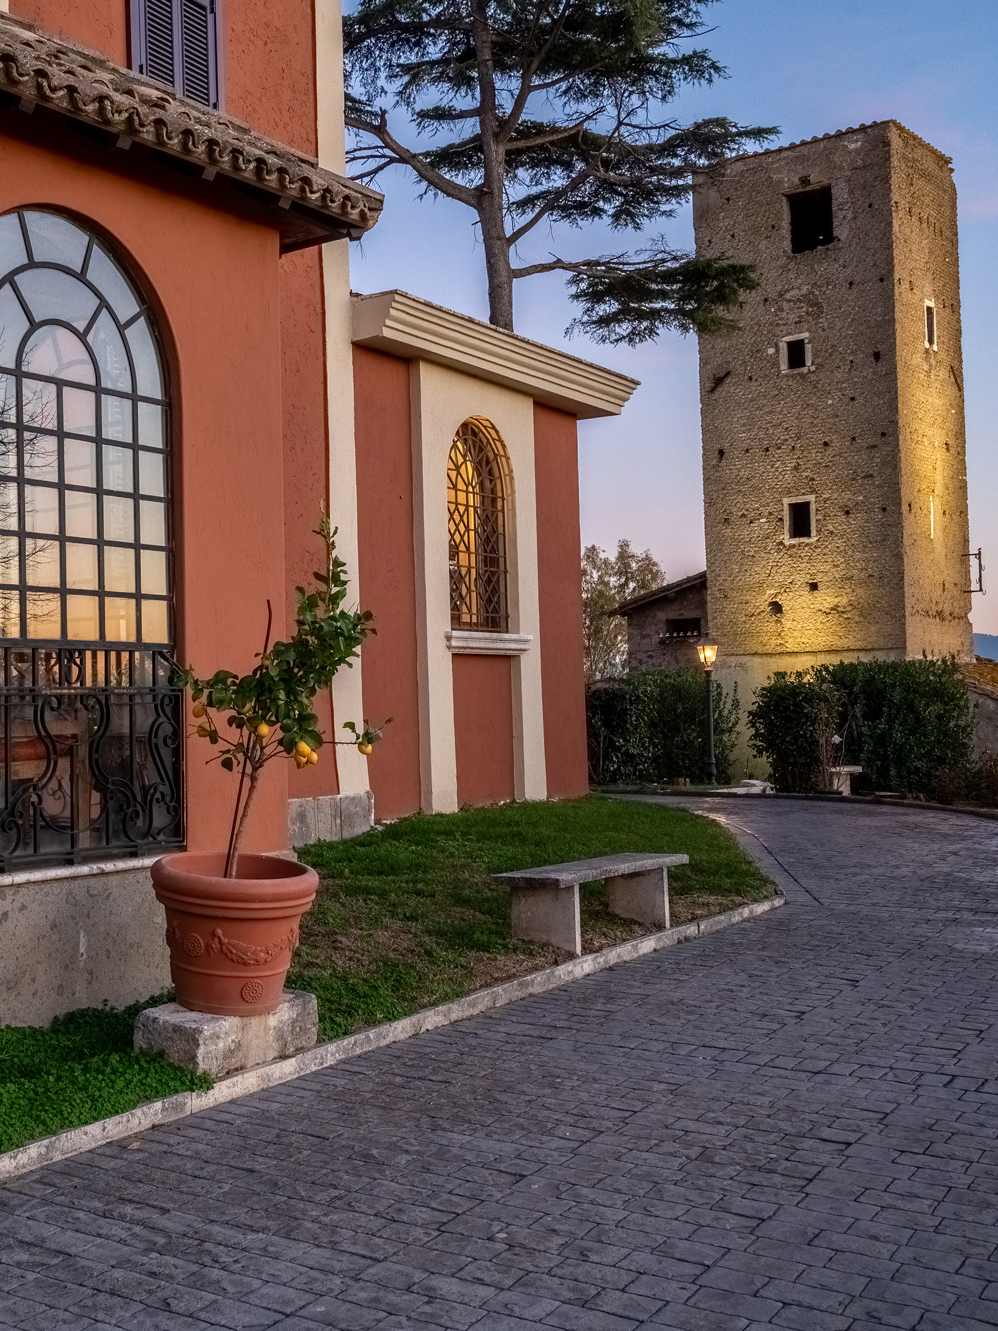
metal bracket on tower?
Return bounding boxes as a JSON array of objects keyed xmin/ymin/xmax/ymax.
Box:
[{"xmin": 965, "ymin": 548, "xmax": 985, "ymax": 595}]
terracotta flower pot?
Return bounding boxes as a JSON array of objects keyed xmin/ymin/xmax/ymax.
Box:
[{"xmin": 152, "ymin": 852, "xmax": 319, "ymax": 1017}]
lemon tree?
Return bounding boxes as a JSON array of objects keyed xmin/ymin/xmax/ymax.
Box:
[{"xmin": 173, "ymin": 515, "xmax": 378, "ymax": 874}]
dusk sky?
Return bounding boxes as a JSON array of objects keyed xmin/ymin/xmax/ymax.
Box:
[{"xmin": 347, "ymin": 0, "xmax": 998, "ymax": 635}]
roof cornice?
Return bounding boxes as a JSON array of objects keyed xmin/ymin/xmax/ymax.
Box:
[
  {"xmin": 351, "ymin": 289, "xmax": 638, "ymax": 420},
  {"xmin": 0, "ymin": 12, "xmax": 383, "ymax": 250}
]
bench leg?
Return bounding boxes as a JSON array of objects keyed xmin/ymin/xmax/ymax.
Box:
[
  {"xmin": 510, "ymin": 884, "xmax": 581, "ymax": 956},
  {"xmin": 606, "ymin": 868, "xmax": 670, "ymax": 930}
]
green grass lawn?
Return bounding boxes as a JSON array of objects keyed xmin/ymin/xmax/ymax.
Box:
[
  {"xmin": 0, "ymin": 795, "xmax": 769, "ymax": 1156},
  {"xmin": 290, "ymin": 795, "xmax": 772, "ymax": 1040},
  {"xmin": 0, "ymin": 998, "xmax": 210, "ymax": 1154}
]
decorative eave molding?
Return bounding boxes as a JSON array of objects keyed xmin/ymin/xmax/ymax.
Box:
[
  {"xmin": 351, "ymin": 290, "xmax": 638, "ymax": 420},
  {"xmin": 0, "ymin": 12, "xmax": 383, "ymax": 251},
  {"xmin": 446, "ymin": 631, "xmax": 533, "ymax": 656}
]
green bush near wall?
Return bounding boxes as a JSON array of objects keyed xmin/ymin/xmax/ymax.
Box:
[
  {"xmin": 747, "ymin": 658, "xmax": 974, "ymax": 794},
  {"xmin": 587, "ymin": 668, "xmax": 740, "ymax": 786}
]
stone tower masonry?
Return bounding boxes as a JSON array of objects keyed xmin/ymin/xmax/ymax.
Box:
[{"xmin": 694, "ymin": 121, "xmax": 973, "ymax": 713}]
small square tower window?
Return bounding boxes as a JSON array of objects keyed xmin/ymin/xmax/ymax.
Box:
[
  {"xmin": 780, "ymin": 335, "xmax": 811, "ymax": 371},
  {"xmin": 663, "ymin": 617, "xmax": 701, "ymax": 639},
  {"xmin": 788, "ymin": 186, "xmax": 834, "ymax": 252},
  {"xmin": 924, "ymin": 300, "xmax": 937, "ymax": 350},
  {"xmin": 784, "ymin": 497, "xmax": 816, "ymax": 542}
]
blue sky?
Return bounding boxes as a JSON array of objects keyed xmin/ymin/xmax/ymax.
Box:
[{"xmin": 347, "ymin": 0, "xmax": 998, "ymax": 634}]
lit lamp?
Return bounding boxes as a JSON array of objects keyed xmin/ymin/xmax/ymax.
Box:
[{"xmin": 696, "ymin": 640, "xmax": 719, "ymax": 784}]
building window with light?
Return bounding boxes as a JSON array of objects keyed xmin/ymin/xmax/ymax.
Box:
[
  {"xmin": 447, "ymin": 418, "xmax": 510, "ymax": 632},
  {"xmin": 0, "ymin": 208, "xmax": 182, "ymax": 869}
]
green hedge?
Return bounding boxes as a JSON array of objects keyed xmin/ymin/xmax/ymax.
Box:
[
  {"xmin": 747, "ymin": 658, "xmax": 973, "ymax": 794},
  {"xmin": 587, "ymin": 668, "xmax": 739, "ymax": 786}
]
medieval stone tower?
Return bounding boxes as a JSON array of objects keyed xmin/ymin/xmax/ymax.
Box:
[{"xmin": 694, "ymin": 120, "xmax": 973, "ymax": 708}]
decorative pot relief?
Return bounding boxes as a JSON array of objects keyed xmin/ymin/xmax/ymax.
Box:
[{"xmin": 166, "ymin": 921, "xmax": 299, "ymax": 966}]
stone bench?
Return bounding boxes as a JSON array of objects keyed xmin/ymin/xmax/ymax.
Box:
[{"xmin": 494, "ymin": 852, "xmax": 689, "ymax": 957}]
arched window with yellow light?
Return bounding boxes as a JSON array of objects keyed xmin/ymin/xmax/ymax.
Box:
[{"xmin": 447, "ymin": 418, "xmax": 510, "ymax": 632}]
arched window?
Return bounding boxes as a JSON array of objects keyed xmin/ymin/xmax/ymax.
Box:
[
  {"xmin": 448, "ymin": 418, "xmax": 509, "ymax": 632},
  {"xmin": 0, "ymin": 210, "xmax": 181, "ymax": 868}
]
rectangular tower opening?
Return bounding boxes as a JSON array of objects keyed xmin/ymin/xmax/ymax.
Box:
[
  {"xmin": 786, "ymin": 499, "xmax": 814, "ymax": 541},
  {"xmin": 788, "ymin": 187, "xmax": 834, "ymax": 252},
  {"xmin": 663, "ymin": 617, "xmax": 702, "ymax": 638}
]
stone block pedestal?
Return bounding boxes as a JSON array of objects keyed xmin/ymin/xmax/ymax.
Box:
[{"xmin": 134, "ymin": 990, "xmax": 318, "ymax": 1078}]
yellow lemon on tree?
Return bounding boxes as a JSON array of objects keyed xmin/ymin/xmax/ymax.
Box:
[
  {"xmin": 191, "ymin": 703, "xmax": 205, "ymax": 718},
  {"xmin": 306, "ymin": 750, "xmax": 318, "ymax": 765},
  {"xmin": 358, "ymin": 741, "xmax": 373, "ymax": 756},
  {"xmin": 294, "ymin": 753, "xmax": 308, "ymax": 769},
  {"xmin": 294, "ymin": 740, "xmax": 311, "ymax": 758},
  {"xmin": 255, "ymin": 722, "xmax": 270, "ymax": 739},
  {"xmin": 196, "ymin": 724, "xmax": 210, "ymax": 738}
]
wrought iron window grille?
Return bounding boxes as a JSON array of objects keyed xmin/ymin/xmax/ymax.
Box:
[
  {"xmin": 0, "ymin": 209, "xmax": 182, "ymax": 869},
  {"xmin": 447, "ymin": 418, "xmax": 510, "ymax": 633}
]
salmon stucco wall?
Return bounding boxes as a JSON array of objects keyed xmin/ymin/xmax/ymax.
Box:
[
  {"xmin": 453, "ymin": 655, "xmax": 515, "ymax": 807},
  {"xmin": 533, "ymin": 403, "xmax": 588, "ymax": 796},
  {"xmin": 353, "ymin": 346, "xmax": 422, "ymax": 819},
  {"xmin": 0, "ymin": 115, "xmax": 291, "ymax": 854}
]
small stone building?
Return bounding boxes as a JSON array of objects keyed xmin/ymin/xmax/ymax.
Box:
[{"xmin": 614, "ymin": 572, "xmax": 708, "ymax": 672}]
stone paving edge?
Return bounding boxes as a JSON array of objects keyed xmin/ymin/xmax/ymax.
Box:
[{"xmin": 0, "ymin": 889, "xmax": 784, "ymax": 1182}]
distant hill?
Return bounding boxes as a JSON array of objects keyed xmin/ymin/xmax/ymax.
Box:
[{"xmin": 974, "ymin": 633, "xmax": 998, "ymax": 661}]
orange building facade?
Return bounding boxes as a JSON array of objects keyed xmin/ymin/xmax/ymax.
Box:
[{"xmin": 0, "ymin": 0, "xmax": 635, "ymax": 1023}]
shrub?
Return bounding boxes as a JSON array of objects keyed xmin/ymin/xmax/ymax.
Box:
[
  {"xmin": 587, "ymin": 668, "xmax": 739, "ymax": 786},
  {"xmin": 748, "ymin": 658, "xmax": 974, "ymax": 795}
]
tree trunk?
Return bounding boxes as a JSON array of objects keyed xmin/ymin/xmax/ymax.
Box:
[{"xmin": 480, "ymin": 200, "xmax": 514, "ymax": 330}]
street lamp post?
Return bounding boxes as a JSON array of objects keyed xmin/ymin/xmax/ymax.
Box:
[{"xmin": 696, "ymin": 641, "xmax": 719, "ymax": 785}]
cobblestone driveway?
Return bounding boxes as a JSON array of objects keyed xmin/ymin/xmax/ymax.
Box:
[{"xmin": 3, "ymin": 798, "xmax": 998, "ymax": 1331}]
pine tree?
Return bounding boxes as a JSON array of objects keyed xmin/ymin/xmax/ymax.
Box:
[{"xmin": 344, "ymin": 0, "xmax": 774, "ymax": 341}]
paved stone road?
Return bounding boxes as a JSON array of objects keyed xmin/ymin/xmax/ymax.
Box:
[{"xmin": 3, "ymin": 798, "xmax": 998, "ymax": 1331}]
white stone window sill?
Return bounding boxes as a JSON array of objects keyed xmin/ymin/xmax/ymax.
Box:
[
  {"xmin": 446, "ymin": 630, "xmax": 533, "ymax": 656},
  {"xmin": 0, "ymin": 855, "xmax": 160, "ymax": 889}
]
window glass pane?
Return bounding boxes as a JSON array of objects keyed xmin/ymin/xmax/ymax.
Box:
[
  {"xmin": 25, "ymin": 538, "xmax": 59, "ymax": 587},
  {"xmin": 101, "ymin": 393, "xmax": 132, "ymax": 442},
  {"xmin": 25, "ymin": 590, "xmax": 60, "ymax": 637},
  {"xmin": 15, "ymin": 268, "xmax": 98, "ymax": 330},
  {"xmin": 64, "ymin": 440, "xmax": 96, "ymax": 489},
  {"xmin": 0, "ymin": 373, "xmax": 14, "ymax": 420},
  {"xmin": 0, "ymin": 427, "xmax": 15, "ymax": 475},
  {"xmin": 23, "ymin": 212, "xmax": 89, "ymax": 271},
  {"xmin": 141, "ymin": 598, "xmax": 168, "ymax": 643},
  {"xmin": 140, "ymin": 547, "xmax": 167, "ymax": 596},
  {"xmin": 66, "ymin": 542, "xmax": 98, "ymax": 591},
  {"xmin": 138, "ymin": 451, "xmax": 164, "ymax": 497},
  {"xmin": 0, "ymin": 285, "xmax": 29, "ymax": 370},
  {"xmin": 24, "ymin": 485, "xmax": 59, "ymax": 534},
  {"xmin": 140, "ymin": 500, "xmax": 166, "ymax": 546},
  {"xmin": 21, "ymin": 324, "xmax": 95, "ymax": 385},
  {"xmin": 23, "ymin": 434, "xmax": 59, "ymax": 484},
  {"xmin": 0, "ymin": 533, "xmax": 17, "ymax": 583},
  {"xmin": 0, "ymin": 588, "xmax": 20, "ymax": 637},
  {"xmin": 103, "ymin": 495, "xmax": 134, "ymax": 543},
  {"xmin": 65, "ymin": 490, "xmax": 97, "ymax": 539},
  {"xmin": 126, "ymin": 317, "xmax": 162, "ymax": 398},
  {"xmin": 102, "ymin": 445, "xmax": 134, "ymax": 493},
  {"xmin": 86, "ymin": 246, "xmax": 140, "ymax": 323},
  {"xmin": 66, "ymin": 593, "xmax": 99, "ymax": 640},
  {"xmin": 63, "ymin": 386, "xmax": 96, "ymax": 436},
  {"xmin": 137, "ymin": 401, "xmax": 164, "ymax": 449},
  {"xmin": 104, "ymin": 596, "xmax": 136, "ymax": 642},
  {"xmin": 104, "ymin": 545, "xmax": 136, "ymax": 593},
  {"xmin": 21, "ymin": 378, "xmax": 57, "ymax": 432},
  {"xmin": 0, "ymin": 213, "xmax": 28, "ymax": 277},
  {"xmin": 87, "ymin": 309, "xmax": 132, "ymax": 392},
  {"xmin": 0, "ymin": 480, "xmax": 17, "ymax": 530}
]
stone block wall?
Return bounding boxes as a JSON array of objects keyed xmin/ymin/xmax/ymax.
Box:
[{"xmin": 694, "ymin": 121, "xmax": 972, "ymax": 677}]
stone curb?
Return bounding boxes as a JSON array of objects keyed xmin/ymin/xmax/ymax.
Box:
[{"xmin": 0, "ymin": 891, "xmax": 785, "ymax": 1182}]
